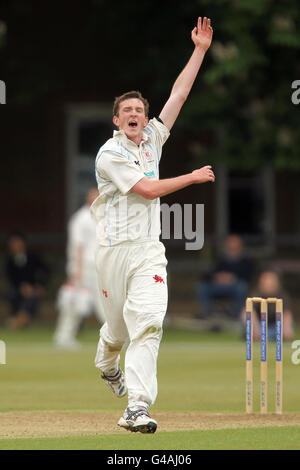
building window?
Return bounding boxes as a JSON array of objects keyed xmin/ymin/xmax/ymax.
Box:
[
  {"xmin": 65, "ymin": 104, "xmax": 113, "ymax": 217},
  {"xmin": 215, "ymin": 165, "xmax": 275, "ymax": 250}
]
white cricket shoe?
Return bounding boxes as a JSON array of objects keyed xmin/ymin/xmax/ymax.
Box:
[
  {"xmin": 118, "ymin": 407, "xmax": 157, "ymax": 433},
  {"xmin": 101, "ymin": 368, "xmax": 127, "ymax": 398}
]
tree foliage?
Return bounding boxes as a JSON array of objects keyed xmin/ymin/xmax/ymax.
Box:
[
  {"xmin": 181, "ymin": 0, "xmax": 300, "ymax": 169},
  {"xmin": 1, "ymin": 0, "xmax": 299, "ymax": 169}
]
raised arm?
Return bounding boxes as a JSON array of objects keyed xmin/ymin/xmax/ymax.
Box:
[{"xmin": 159, "ymin": 17, "xmax": 213, "ymax": 131}]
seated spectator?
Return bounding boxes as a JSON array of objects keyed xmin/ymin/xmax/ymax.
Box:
[
  {"xmin": 241, "ymin": 270, "xmax": 294, "ymax": 341},
  {"xmin": 196, "ymin": 234, "xmax": 254, "ymax": 319},
  {"xmin": 4, "ymin": 231, "xmax": 50, "ymax": 329}
]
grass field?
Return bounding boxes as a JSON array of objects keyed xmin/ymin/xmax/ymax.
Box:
[{"xmin": 0, "ymin": 324, "xmax": 299, "ymax": 450}]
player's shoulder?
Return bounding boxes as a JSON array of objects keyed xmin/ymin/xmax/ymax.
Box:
[
  {"xmin": 144, "ymin": 117, "xmax": 169, "ymax": 137},
  {"xmin": 96, "ymin": 137, "xmax": 127, "ymax": 167},
  {"xmin": 100, "ymin": 136, "xmax": 116, "ymax": 150},
  {"xmin": 143, "ymin": 118, "xmax": 158, "ymax": 137},
  {"xmin": 96, "ymin": 138, "xmax": 115, "ymax": 158}
]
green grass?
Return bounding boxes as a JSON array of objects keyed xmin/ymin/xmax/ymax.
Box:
[
  {"xmin": 0, "ymin": 325, "xmax": 299, "ymax": 449},
  {"xmin": 0, "ymin": 427, "xmax": 299, "ymax": 450}
]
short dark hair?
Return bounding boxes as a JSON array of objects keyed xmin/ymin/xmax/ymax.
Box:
[
  {"xmin": 113, "ymin": 91, "xmax": 149, "ymax": 117},
  {"xmin": 7, "ymin": 230, "xmax": 27, "ymax": 243}
]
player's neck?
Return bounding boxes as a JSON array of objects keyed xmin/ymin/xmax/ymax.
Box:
[{"xmin": 125, "ymin": 133, "xmax": 143, "ymax": 147}]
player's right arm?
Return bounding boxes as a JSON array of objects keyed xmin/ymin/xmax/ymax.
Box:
[{"xmin": 130, "ymin": 165, "xmax": 215, "ymax": 200}]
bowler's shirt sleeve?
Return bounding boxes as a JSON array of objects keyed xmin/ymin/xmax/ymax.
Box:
[
  {"xmin": 97, "ymin": 150, "xmax": 145, "ymax": 195},
  {"xmin": 149, "ymin": 118, "xmax": 170, "ymax": 145},
  {"xmin": 146, "ymin": 118, "xmax": 170, "ymax": 161}
]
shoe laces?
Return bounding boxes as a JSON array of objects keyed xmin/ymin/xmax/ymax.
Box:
[{"xmin": 126, "ymin": 407, "xmax": 149, "ymax": 420}]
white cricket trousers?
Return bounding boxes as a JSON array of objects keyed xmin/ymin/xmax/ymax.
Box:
[
  {"xmin": 53, "ymin": 263, "xmax": 105, "ymax": 346},
  {"xmin": 94, "ymin": 240, "xmax": 168, "ymax": 408}
]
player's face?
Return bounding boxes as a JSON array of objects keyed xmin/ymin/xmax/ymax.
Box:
[
  {"xmin": 8, "ymin": 236, "xmax": 26, "ymax": 254},
  {"xmin": 259, "ymin": 272, "xmax": 280, "ymax": 294},
  {"xmin": 113, "ymin": 98, "xmax": 148, "ymax": 144}
]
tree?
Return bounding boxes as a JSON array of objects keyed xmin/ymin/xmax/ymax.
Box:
[{"xmin": 1, "ymin": 0, "xmax": 299, "ymax": 169}]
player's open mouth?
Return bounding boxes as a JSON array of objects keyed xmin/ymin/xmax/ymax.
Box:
[{"xmin": 128, "ymin": 121, "xmax": 137, "ymax": 128}]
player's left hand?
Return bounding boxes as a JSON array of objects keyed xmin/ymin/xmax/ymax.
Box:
[{"xmin": 191, "ymin": 17, "xmax": 213, "ymax": 52}]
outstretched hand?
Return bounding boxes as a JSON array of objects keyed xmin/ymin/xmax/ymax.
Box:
[{"xmin": 191, "ymin": 17, "xmax": 213, "ymax": 52}]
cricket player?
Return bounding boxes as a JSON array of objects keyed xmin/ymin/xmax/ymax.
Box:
[
  {"xmin": 54, "ymin": 187, "xmax": 105, "ymax": 349},
  {"xmin": 91, "ymin": 17, "xmax": 214, "ymax": 433}
]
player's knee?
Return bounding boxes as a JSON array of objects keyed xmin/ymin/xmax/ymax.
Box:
[
  {"xmin": 144, "ymin": 323, "xmax": 163, "ymax": 338},
  {"xmin": 136, "ymin": 311, "xmax": 165, "ymax": 342}
]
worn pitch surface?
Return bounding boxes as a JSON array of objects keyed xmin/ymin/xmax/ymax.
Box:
[{"xmin": 0, "ymin": 411, "xmax": 300, "ymax": 439}]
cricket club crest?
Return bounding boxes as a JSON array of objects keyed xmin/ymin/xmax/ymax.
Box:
[
  {"xmin": 143, "ymin": 150, "xmax": 153, "ymax": 161},
  {"xmin": 143, "ymin": 149, "xmax": 155, "ymax": 172}
]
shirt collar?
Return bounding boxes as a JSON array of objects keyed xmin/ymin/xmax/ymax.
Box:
[{"xmin": 113, "ymin": 127, "xmax": 150, "ymax": 144}]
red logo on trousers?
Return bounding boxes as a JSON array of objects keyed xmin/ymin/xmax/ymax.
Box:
[
  {"xmin": 153, "ymin": 275, "xmax": 164, "ymax": 284},
  {"xmin": 102, "ymin": 289, "xmax": 108, "ymax": 297}
]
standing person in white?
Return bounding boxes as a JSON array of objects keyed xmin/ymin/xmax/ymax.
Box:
[
  {"xmin": 54, "ymin": 187, "xmax": 105, "ymax": 349},
  {"xmin": 92, "ymin": 17, "xmax": 214, "ymax": 433}
]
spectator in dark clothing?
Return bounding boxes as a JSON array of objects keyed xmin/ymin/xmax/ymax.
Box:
[
  {"xmin": 4, "ymin": 232, "xmax": 50, "ymax": 329},
  {"xmin": 196, "ymin": 234, "xmax": 254, "ymax": 319}
]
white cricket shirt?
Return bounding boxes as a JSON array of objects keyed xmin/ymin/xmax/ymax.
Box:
[
  {"xmin": 67, "ymin": 205, "xmax": 97, "ymax": 278},
  {"xmin": 91, "ymin": 118, "xmax": 170, "ymax": 246}
]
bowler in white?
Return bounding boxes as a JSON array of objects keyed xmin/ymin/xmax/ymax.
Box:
[{"xmin": 91, "ymin": 17, "xmax": 215, "ymax": 433}]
